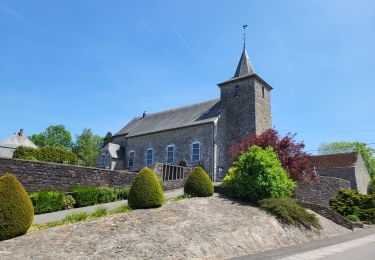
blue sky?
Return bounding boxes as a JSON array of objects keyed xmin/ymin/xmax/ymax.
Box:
[{"xmin": 0, "ymin": 0, "xmax": 374, "ymax": 153}]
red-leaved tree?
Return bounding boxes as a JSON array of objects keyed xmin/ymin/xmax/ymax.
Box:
[{"xmin": 229, "ymin": 129, "xmax": 314, "ymax": 181}]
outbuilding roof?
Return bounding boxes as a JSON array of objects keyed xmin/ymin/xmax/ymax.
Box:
[
  {"xmin": 114, "ymin": 99, "xmax": 223, "ymax": 137},
  {"xmin": 0, "ymin": 133, "xmax": 38, "ymax": 149},
  {"xmin": 101, "ymin": 142, "xmax": 124, "ymax": 159},
  {"xmin": 309, "ymin": 152, "xmax": 358, "ymax": 169}
]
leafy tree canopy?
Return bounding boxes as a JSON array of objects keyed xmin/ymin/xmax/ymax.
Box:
[
  {"xmin": 318, "ymin": 142, "xmax": 375, "ymax": 178},
  {"xmin": 29, "ymin": 125, "xmax": 73, "ymax": 150},
  {"xmin": 229, "ymin": 129, "xmax": 313, "ymax": 181},
  {"xmin": 102, "ymin": 132, "xmax": 113, "ymax": 147},
  {"xmin": 73, "ymin": 129, "xmax": 103, "ymax": 167}
]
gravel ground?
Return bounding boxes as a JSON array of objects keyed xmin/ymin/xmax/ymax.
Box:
[{"xmin": 0, "ymin": 194, "xmax": 350, "ymax": 259}]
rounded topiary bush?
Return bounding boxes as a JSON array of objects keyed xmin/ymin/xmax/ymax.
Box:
[
  {"xmin": 184, "ymin": 167, "xmax": 214, "ymax": 197},
  {"xmin": 0, "ymin": 173, "xmax": 34, "ymax": 241},
  {"xmin": 128, "ymin": 168, "xmax": 164, "ymax": 209}
]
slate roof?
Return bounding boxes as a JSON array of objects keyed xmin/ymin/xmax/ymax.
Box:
[
  {"xmin": 309, "ymin": 152, "xmax": 358, "ymax": 169},
  {"xmin": 233, "ymin": 46, "xmax": 255, "ymax": 78},
  {"xmin": 102, "ymin": 142, "xmax": 124, "ymax": 159},
  {"xmin": 0, "ymin": 134, "xmax": 38, "ymax": 149},
  {"xmin": 115, "ymin": 99, "xmax": 223, "ymax": 137}
]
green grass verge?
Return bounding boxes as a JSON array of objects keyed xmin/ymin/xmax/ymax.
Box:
[
  {"xmin": 30, "ymin": 205, "xmax": 132, "ymax": 231},
  {"xmin": 165, "ymin": 193, "xmax": 191, "ymax": 202}
]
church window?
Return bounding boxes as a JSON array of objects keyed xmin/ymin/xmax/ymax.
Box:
[
  {"xmin": 166, "ymin": 145, "xmax": 175, "ymax": 164},
  {"xmin": 146, "ymin": 148, "xmax": 153, "ymax": 166},
  {"xmin": 262, "ymin": 86, "xmax": 265, "ymax": 98},
  {"xmin": 192, "ymin": 142, "xmax": 200, "ymax": 162},
  {"xmin": 128, "ymin": 151, "xmax": 135, "ymax": 167},
  {"xmin": 234, "ymin": 85, "xmax": 240, "ymax": 98},
  {"xmin": 100, "ymin": 153, "xmax": 107, "ymax": 168}
]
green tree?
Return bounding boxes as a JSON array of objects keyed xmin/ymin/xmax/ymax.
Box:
[
  {"xmin": 222, "ymin": 146, "xmax": 296, "ymax": 202},
  {"xmin": 73, "ymin": 129, "xmax": 103, "ymax": 166},
  {"xmin": 102, "ymin": 132, "xmax": 113, "ymax": 147},
  {"xmin": 29, "ymin": 125, "xmax": 73, "ymax": 150},
  {"xmin": 318, "ymin": 142, "xmax": 375, "ymax": 178}
]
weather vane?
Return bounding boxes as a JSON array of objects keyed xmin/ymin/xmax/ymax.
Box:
[{"xmin": 242, "ymin": 24, "xmax": 248, "ymax": 48}]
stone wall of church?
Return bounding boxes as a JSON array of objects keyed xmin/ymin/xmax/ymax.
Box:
[
  {"xmin": 124, "ymin": 124, "xmax": 215, "ymax": 177},
  {"xmin": 254, "ymin": 79, "xmax": 272, "ymax": 134}
]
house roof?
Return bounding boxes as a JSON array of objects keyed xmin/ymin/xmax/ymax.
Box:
[
  {"xmin": 0, "ymin": 134, "xmax": 38, "ymax": 149},
  {"xmin": 114, "ymin": 99, "xmax": 223, "ymax": 137},
  {"xmin": 309, "ymin": 152, "xmax": 358, "ymax": 169},
  {"xmin": 102, "ymin": 142, "xmax": 124, "ymax": 159}
]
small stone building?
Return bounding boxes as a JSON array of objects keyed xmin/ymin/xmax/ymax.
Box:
[
  {"xmin": 97, "ymin": 43, "xmax": 273, "ymax": 181},
  {"xmin": 0, "ymin": 129, "xmax": 38, "ymax": 158},
  {"xmin": 96, "ymin": 143, "xmax": 124, "ymax": 170},
  {"xmin": 309, "ymin": 152, "xmax": 371, "ymax": 194}
]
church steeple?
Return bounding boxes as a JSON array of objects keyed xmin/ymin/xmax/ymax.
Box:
[{"xmin": 233, "ymin": 25, "xmax": 255, "ymax": 78}]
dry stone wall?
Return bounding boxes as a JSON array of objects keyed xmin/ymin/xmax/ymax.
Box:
[{"xmin": 0, "ymin": 157, "xmax": 137, "ymax": 192}]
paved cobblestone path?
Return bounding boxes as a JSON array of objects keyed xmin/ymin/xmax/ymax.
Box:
[{"xmin": 0, "ymin": 195, "xmax": 350, "ymax": 259}]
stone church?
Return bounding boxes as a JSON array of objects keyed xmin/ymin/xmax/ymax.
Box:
[{"xmin": 97, "ymin": 42, "xmax": 272, "ymax": 181}]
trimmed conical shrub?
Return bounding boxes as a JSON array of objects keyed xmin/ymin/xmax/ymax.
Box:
[
  {"xmin": 184, "ymin": 167, "xmax": 214, "ymax": 197},
  {"xmin": 128, "ymin": 168, "xmax": 164, "ymax": 209},
  {"xmin": 0, "ymin": 173, "xmax": 34, "ymax": 241}
]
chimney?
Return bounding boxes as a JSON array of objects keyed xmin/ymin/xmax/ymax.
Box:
[
  {"xmin": 142, "ymin": 111, "xmax": 146, "ymax": 118},
  {"xmin": 18, "ymin": 129, "xmax": 24, "ymax": 136}
]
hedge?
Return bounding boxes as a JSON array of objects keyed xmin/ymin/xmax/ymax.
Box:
[
  {"xmin": 184, "ymin": 167, "xmax": 214, "ymax": 197},
  {"xmin": 13, "ymin": 146, "xmax": 78, "ymax": 165},
  {"xmin": 128, "ymin": 168, "xmax": 164, "ymax": 209},
  {"xmin": 69, "ymin": 186, "xmax": 100, "ymax": 207},
  {"xmin": 0, "ymin": 173, "xmax": 34, "ymax": 240},
  {"xmin": 116, "ymin": 187, "xmax": 130, "ymax": 200},
  {"xmin": 98, "ymin": 187, "xmax": 118, "ymax": 203},
  {"xmin": 30, "ymin": 190, "xmax": 65, "ymax": 214}
]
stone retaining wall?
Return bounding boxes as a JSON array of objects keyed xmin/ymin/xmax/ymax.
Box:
[
  {"xmin": 298, "ymin": 202, "xmax": 363, "ymax": 230},
  {"xmin": 294, "ymin": 176, "xmax": 351, "ymax": 206},
  {"xmin": 0, "ymin": 157, "xmax": 137, "ymax": 192}
]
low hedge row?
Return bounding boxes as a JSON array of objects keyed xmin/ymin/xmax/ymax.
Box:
[
  {"xmin": 30, "ymin": 186, "xmax": 130, "ymax": 214},
  {"xmin": 13, "ymin": 146, "xmax": 78, "ymax": 165}
]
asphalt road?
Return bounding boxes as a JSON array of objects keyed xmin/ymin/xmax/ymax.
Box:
[{"xmin": 234, "ymin": 226, "xmax": 375, "ymax": 260}]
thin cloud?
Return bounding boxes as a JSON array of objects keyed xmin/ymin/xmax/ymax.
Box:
[
  {"xmin": 0, "ymin": 5, "xmax": 26, "ymax": 22},
  {"xmin": 144, "ymin": 22, "xmax": 178, "ymax": 64},
  {"xmin": 160, "ymin": 8, "xmax": 194, "ymax": 57}
]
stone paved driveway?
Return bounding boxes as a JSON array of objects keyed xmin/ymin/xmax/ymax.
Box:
[{"xmin": 0, "ymin": 195, "xmax": 350, "ymax": 259}]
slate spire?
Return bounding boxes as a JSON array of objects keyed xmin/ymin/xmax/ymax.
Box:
[{"xmin": 233, "ymin": 25, "xmax": 255, "ymax": 78}]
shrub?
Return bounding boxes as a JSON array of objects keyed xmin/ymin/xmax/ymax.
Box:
[
  {"xmin": 347, "ymin": 214, "xmax": 360, "ymax": 222},
  {"xmin": 13, "ymin": 146, "xmax": 78, "ymax": 165},
  {"xmin": 0, "ymin": 173, "xmax": 34, "ymax": 240},
  {"xmin": 69, "ymin": 186, "xmax": 100, "ymax": 207},
  {"xmin": 330, "ymin": 189, "xmax": 375, "ymax": 223},
  {"xmin": 128, "ymin": 168, "xmax": 164, "ymax": 209},
  {"xmin": 369, "ymin": 178, "xmax": 375, "ymax": 194},
  {"xmin": 97, "ymin": 187, "xmax": 117, "ymax": 203},
  {"xmin": 184, "ymin": 167, "xmax": 214, "ymax": 197},
  {"xmin": 30, "ymin": 190, "xmax": 65, "ymax": 214},
  {"xmin": 63, "ymin": 195, "xmax": 76, "ymax": 210},
  {"xmin": 222, "ymin": 146, "xmax": 296, "ymax": 202},
  {"xmin": 116, "ymin": 187, "xmax": 130, "ymax": 200},
  {"xmin": 260, "ymin": 197, "xmax": 321, "ymax": 229}
]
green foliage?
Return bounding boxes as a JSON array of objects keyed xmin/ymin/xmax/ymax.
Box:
[
  {"xmin": 29, "ymin": 190, "xmax": 64, "ymax": 214},
  {"xmin": 13, "ymin": 146, "xmax": 78, "ymax": 165},
  {"xmin": 73, "ymin": 129, "xmax": 103, "ymax": 167},
  {"xmin": 29, "ymin": 125, "xmax": 73, "ymax": 150},
  {"xmin": 128, "ymin": 168, "xmax": 164, "ymax": 209},
  {"xmin": 98, "ymin": 187, "xmax": 117, "ymax": 203},
  {"xmin": 369, "ymin": 178, "xmax": 375, "ymax": 194},
  {"xmin": 63, "ymin": 195, "xmax": 76, "ymax": 210},
  {"xmin": 102, "ymin": 132, "xmax": 113, "ymax": 147},
  {"xmin": 0, "ymin": 173, "xmax": 34, "ymax": 240},
  {"xmin": 110, "ymin": 205, "xmax": 131, "ymax": 214},
  {"xmin": 116, "ymin": 187, "xmax": 130, "ymax": 200},
  {"xmin": 69, "ymin": 186, "xmax": 100, "ymax": 207},
  {"xmin": 64, "ymin": 212, "xmax": 89, "ymax": 222},
  {"xmin": 346, "ymin": 214, "xmax": 360, "ymax": 222},
  {"xmin": 318, "ymin": 142, "xmax": 375, "ymax": 178},
  {"xmin": 330, "ymin": 189, "xmax": 375, "ymax": 223},
  {"xmin": 184, "ymin": 167, "xmax": 214, "ymax": 197},
  {"xmin": 167, "ymin": 194, "xmax": 191, "ymax": 202},
  {"xmin": 260, "ymin": 197, "xmax": 321, "ymax": 229},
  {"xmin": 222, "ymin": 146, "xmax": 296, "ymax": 202},
  {"xmin": 91, "ymin": 207, "xmax": 108, "ymax": 218}
]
